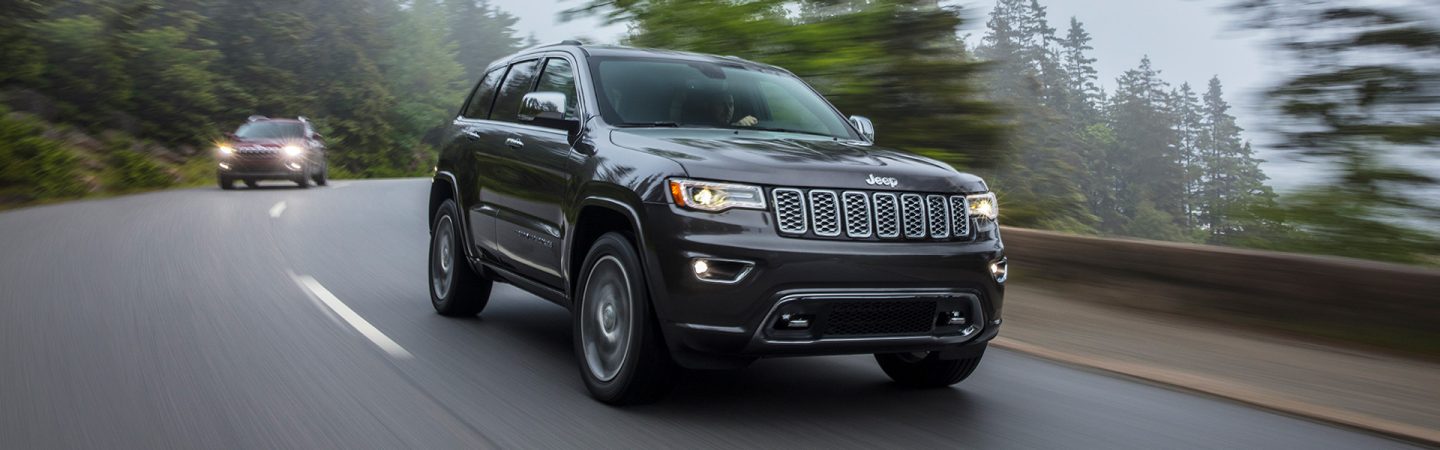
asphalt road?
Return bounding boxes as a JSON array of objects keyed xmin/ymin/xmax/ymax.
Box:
[{"xmin": 0, "ymin": 179, "xmax": 1418, "ymax": 449}]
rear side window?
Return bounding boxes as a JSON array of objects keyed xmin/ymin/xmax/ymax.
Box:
[
  {"xmin": 490, "ymin": 60, "xmax": 541, "ymax": 123},
  {"xmin": 534, "ymin": 58, "xmax": 579, "ymax": 120},
  {"xmin": 462, "ymin": 69, "xmax": 506, "ymax": 119}
]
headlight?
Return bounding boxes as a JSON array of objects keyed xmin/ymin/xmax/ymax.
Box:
[
  {"xmin": 966, "ymin": 192, "xmax": 998, "ymax": 221},
  {"xmin": 217, "ymin": 144, "xmax": 234, "ymax": 156},
  {"xmin": 283, "ymin": 145, "xmax": 303, "ymax": 157},
  {"xmin": 668, "ymin": 178, "xmax": 766, "ymax": 212}
]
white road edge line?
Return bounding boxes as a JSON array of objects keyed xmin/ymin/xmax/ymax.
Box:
[
  {"xmin": 269, "ymin": 201, "xmax": 287, "ymax": 218},
  {"xmin": 291, "ymin": 274, "xmax": 413, "ymax": 359}
]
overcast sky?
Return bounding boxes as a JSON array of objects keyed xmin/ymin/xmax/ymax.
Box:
[{"xmin": 487, "ymin": 0, "xmax": 1327, "ymax": 189}]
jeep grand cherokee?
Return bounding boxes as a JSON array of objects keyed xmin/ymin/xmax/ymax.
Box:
[
  {"xmin": 427, "ymin": 42, "xmax": 1007, "ymax": 404},
  {"xmin": 216, "ymin": 116, "xmax": 329, "ymax": 189}
]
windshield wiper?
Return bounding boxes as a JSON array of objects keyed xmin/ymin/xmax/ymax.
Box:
[
  {"xmin": 742, "ymin": 126, "xmax": 839, "ymax": 139},
  {"xmin": 616, "ymin": 121, "xmax": 682, "ymax": 128}
]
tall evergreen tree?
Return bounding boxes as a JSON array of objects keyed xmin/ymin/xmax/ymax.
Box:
[
  {"xmin": 1107, "ymin": 56, "xmax": 1186, "ymax": 238},
  {"xmin": 444, "ymin": 0, "xmax": 525, "ymax": 82},
  {"xmin": 1058, "ymin": 17, "xmax": 1100, "ymax": 122},
  {"xmin": 1197, "ymin": 76, "xmax": 1273, "ymax": 242}
]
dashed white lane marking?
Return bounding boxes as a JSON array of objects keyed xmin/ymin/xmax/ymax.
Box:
[
  {"xmin": 269, "ymin": 201, "xmax": 288, "ymax": 218},
  {"xmin": 292, "ymin": 274, "xmax": 413, "ymax": 359}
]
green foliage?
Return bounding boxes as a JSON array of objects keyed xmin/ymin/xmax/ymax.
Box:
[
  {"xmin": 1229, "ymin": 0, "xmax": 1440, "ymax": 262},
  {"xmin": 109, "ymin": 150, "xmax": 174, "ymax": 190},
  {"xmin": 0, "ymin": 110, "xmax": 87, "ymax": 200}
]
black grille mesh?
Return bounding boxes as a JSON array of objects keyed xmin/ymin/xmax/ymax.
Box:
[{"xmin": 824, "ymin": 300, "xmax": 938, "ymax": 336}]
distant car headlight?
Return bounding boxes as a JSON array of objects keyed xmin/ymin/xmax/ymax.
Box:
[
  {"xmin": 283, "ymin": 145, "xmax": 303, "ymax": 157},
  {"xmin": 966, "ymin": 192, "xmax": 998, "ymax": 221},
  {"xmin": 218, "ymin": 144, "xmax": 234, "ymax": 156},
  {"xmin": 669, "ymin": 178, "xmax": 766, "ymax": 212}
]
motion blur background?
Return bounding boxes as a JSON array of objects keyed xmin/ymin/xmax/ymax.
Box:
[
  {"xmin": 2, "ymin": 0, "xmax": 1439, "ymax": 446},
  {"xmin": 2, "ymin": 0, "xmax": 1436, "ymax": 263}
]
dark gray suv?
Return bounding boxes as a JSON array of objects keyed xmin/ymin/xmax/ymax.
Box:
[{"xmin": 427, "ymin": 42, "xmax": 1006, "ymax": 404}]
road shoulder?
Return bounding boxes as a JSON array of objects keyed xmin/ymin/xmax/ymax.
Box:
[{"xmin": 995, "ymin": 285, "xmax": 1440, "ymax": 446}]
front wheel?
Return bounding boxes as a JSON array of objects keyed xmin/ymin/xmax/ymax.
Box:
[
  {"xmin": 429, "ymin": 199, "xmax": 492, "ymax": 316},
  {"xmin": 314, "ymin": 163, "xmax": 328, "ymax": 186},
  {"xmin": 219, "ymin": 176, "xmax": 235, "ymax": 190},
  {"xmin": 875, "ymin": 347, "xmax": 986, "ymax": 388},
  {"xmin": 574, "ymin": 233, "xmax": 675, "ymax": 405}
]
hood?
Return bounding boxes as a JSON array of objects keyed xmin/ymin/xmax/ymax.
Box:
[{"xmin": 609, "ymin": 128, "xmax": 988, "ymax": 193}]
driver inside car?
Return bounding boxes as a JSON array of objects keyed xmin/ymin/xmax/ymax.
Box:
[{"xmin": 709, "ymin": 92, "xmax": 758, "ymax": 127}]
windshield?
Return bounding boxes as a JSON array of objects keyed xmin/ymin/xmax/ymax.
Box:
[
  {"xmin": 591, "ymin": 57, "xmax": 859, "ymax": 140},
  {"xmin": 235, "ymin": 121, "xmax": 304, "ymax": 139}
]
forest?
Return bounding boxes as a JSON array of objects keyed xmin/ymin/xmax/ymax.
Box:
[{"xmin": 1, "ymin": 0, "xmax": 1436, "ymax": 263}]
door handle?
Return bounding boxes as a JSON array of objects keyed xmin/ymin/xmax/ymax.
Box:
[
  {"xmin": 464, "ymin": 129, "xmax": 482, "ymax": 141},
  {"xmin": 505, "ymin": 137, "xmax": 525, "ymax": 149}
]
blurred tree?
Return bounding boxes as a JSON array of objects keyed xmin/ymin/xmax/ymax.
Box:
[
  {"xmin": 1228, "ymin": 0, "xmax": 1440, "ymax": 262},
  {"xmin": 382, "ymin": 0, "xmax": 467, "ymax": 153},
  {"xmin": 444, "ymin": 0, "xmax": 525, "ymax": 82},
  {"xmin": 0, "ymin": 0, "xmax": 51, "ymax": 87},
  {"xmin": 567, "ymin": 0, "xmax": 1004, "ymax": 168}
]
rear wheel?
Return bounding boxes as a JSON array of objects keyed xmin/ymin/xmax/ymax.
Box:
[
  {"xmin": 875, "ymin": 347, "xmax": 986, "ymax": 388},
  {"xmin": 429, "ymin": 199, "xmax": 492, "ymax": 316},
  {"xmin": 244, "ymin": 179, "xmax": 258, "ymax": 189},
  {"xmin": 574, "ymin": 233, "xmax": 676, "ymax": 405}
]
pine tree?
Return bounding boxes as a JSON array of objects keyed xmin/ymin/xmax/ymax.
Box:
[
  {"xmin": 444, "ymin": 0, "xmax": 524, "ymax": 82},
  {"xmin": 1107, "ymin": 56, "xmax": 1186, "ymax": 238},
  {"xmin": 1058, "ymin": 17, "xmax": 1100, "ymax": 122},
  {"xmin": 1169, "ymin": 82, "xmax": 1203, "ymax": 229},
  {"xmin": 1197, "ymin": 76, "xmax": 1273, "ymax": 241}
]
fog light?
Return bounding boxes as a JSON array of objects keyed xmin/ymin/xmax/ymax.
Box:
[
  {"xmin": 286, "ymin": 161, "xmax": 303, "ymax": 171},
  {"xmin": 777, "ymin": 313, "xmax": 812, "ymax": 330},
  {"xmin": 689, "ymin": 258, "xmax": 754, "ymax": 284},
  {"xmin": 218, "ymin": 162, "xmax": 231, "ymax": 170},
  {"xmin": 990, "ymin": 258, "xmax": 1008, "ymax": 283},
  {"xmin": 938, "ymin": 311, "xmax": 968, "ymax": 326}
]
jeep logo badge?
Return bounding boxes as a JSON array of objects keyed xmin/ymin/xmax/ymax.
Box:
[{"xmin": 865, "ymin": 174, "xmax": 899, "ymax": 188}]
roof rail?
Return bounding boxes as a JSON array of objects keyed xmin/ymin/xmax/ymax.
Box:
[
  {"xmin": 246, "ymin": 115, "xmax": 268, "ymax": 122},
  {"xmin": 297, "ymin": 116, "xmax": 309, "ymax": 123}
]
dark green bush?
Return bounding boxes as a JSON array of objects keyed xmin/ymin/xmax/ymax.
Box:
[
  {"xmin": 110, "ymin": 150, "xmax": 173, "ymax": 190},
  {"xmin": 0, "ymin": 111, "xmax": 86, "ymax": 200}
]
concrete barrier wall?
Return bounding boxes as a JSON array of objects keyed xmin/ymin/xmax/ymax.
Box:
[{"xmin": 1001, "ymin": 228, "xmax": 1440, "ymax": 356}]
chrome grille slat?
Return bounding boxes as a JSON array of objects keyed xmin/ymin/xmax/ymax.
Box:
[
  {"xmin": 841, "ymin": 191, "xmax": 873, "ymax": 238},
  {"xmin": 809, "ymin": 190, "xmax": 841, "ymax": 237},
  {"xmin": 773, "ymin": 189, "xmax": 807, "ymax": 234},
  {"xmin": 926, "ymin": 195, "xmax": 950, "ymax": 239},
  {"xmin": 901, "ymin": 194, "xmax": 926, "ymax": 239},
  {"xmin": 873, "ymin": 193, "xmax": 900, "ymax": 238},
  {"xmin": 949, "ymin": 196, "xmax": 970, "ymax": 237},
  {"xmin": 773, "ymin": 188, "xmax": 974, "ymax": 242}
]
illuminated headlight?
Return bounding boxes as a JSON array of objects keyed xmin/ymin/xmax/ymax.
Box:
[
  {"xmin": 217, "ymin": 145, "xmax": 234, "ymax": 156},
  {"xmin": 283, "ymin": 145, "xmax": 303, "ymax": 157},
  {"xmin": 966, "ymin": 192, "xmax": 999, "ymax": 221},
  {"xmin": 668, "ymin": 178, "xmax": 766, "ymax": 212}
]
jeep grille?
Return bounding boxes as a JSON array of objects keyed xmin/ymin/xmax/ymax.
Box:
[{"xmin": 771, "ymin": 188, "xmax": 972, "ymax": 241}]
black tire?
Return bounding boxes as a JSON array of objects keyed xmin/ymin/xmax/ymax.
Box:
[
  {"xmin": 219, "ymin": 176, "xmax": 235, "ymax": 190},
  {"xmin": 314, "ymin": 163, "xmax": 328, "ymax": 186},
  {"xmin": 428, "ymin": 199, "xmax": 492, "ymax": 316},
  {"xmin": 244, "ymin": 179, "xmax": 258, "ymax": 189},
  {"xmin": 573, "ymin": 233, "xmax": 676, "ymax": 405},
  {"xmin": 295, "ymin": 170, "xmax": 312, "ymax": 189},
  {"xmin": 875, "ymin": 346, "xmax": 986, "ymax": 388}
]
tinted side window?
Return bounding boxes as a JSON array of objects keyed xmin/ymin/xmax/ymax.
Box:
[
  {"xmin": 491, "ymin": 60, "xmax": 541, "ymax": 123},
  {"xmin": 462, "ymin": 69, "xmax": 506, "ymax": 119},
  {"xmin": 534, "ymin": 58, "xmax": 579, "ymax": 120}
]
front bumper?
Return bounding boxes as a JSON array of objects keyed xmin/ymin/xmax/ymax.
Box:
[
  {"xmin": 217, "ymin": 157, "xmax": 307, "ymax": 179},
  {"xmin": 638, "ymin": 203, "xmax": 1005, "ymax": 366}
]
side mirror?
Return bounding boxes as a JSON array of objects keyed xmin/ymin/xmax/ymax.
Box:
[
  {"xmin": 848, "ymin": 115, "xmax": 875, "ymax": 142},
  {"xmin": 518, "ymin": 91, "xmax": 578, "ymax": 132},
  {"xmin": 224, "ymin": 132, "xmax": 237, "ymax": 140}
]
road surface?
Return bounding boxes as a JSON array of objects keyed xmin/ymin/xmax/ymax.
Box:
[{"xmin": 0, "ymin": 180, "xmax": 1417, "ymax": 449}]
